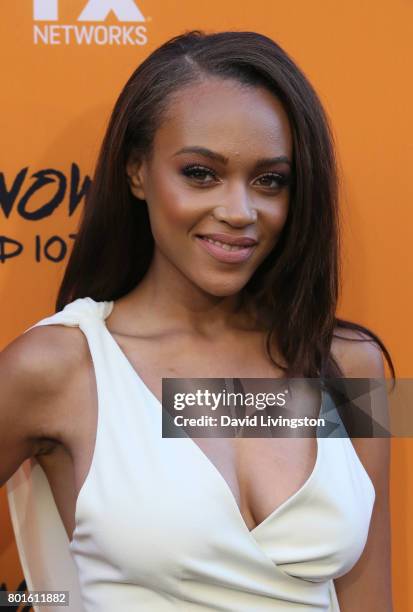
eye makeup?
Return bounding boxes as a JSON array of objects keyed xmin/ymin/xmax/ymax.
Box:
[{"xmin": 180, "ymin": 163, "xmax": 292, "ymax": 192}]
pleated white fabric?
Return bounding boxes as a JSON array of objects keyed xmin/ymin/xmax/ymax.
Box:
[{"xmin": 7, "ymin": 297, "xmax": 375, "ymax": 611}]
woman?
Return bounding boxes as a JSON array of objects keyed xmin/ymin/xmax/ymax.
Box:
[{"xmin": 1, "ymin": 30, "xmax": 394, "ymax": 611}]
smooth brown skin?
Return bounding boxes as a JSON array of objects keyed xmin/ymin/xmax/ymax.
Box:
[{"xmin": 0, "ymin": 78, "xmax": 392, "ymax": 610}]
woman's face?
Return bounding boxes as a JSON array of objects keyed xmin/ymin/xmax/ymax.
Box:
[{"xmin": 127, "ymin": 77, "xmax": 293, "ymax": 298}]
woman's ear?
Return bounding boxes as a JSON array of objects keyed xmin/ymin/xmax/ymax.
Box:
[{"xmin": 126, "ymin": 155, "xmax": 146, "ymax": 200}]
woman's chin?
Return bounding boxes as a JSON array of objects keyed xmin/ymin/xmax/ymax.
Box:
[{"xmin": 198, "ymin": 278, "xmax": 250, "ymax": 298}]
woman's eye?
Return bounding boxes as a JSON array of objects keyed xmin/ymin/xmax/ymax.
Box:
[
  {"xmin": 254, "ymin": 173, "xmax": 289, "ymax": 190},
  {"xmin": 181, "ymin": 165, "xmax": 218, "ymax": 184},
  {"xmin": 180, "ymin": 165, "xmax": 290, "ymax": 191}
]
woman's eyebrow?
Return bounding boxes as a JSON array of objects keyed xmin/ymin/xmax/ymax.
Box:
[{"xmin": 172, "ymin": 146, "xmax": 291, "ymax": 168}]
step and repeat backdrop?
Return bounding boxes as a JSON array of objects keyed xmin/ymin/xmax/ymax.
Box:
[{"xmin": 1, "ymin": 1, "xmax": 412, "ymax": 609}]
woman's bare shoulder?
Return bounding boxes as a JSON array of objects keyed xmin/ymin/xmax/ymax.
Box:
[
  {"xmin": 331, "ymin": 325, "xmax": 385, "ymax": 379},
  {"xmin": 1, "ymin": 323, "xmax": 91, "ymax": 395}
]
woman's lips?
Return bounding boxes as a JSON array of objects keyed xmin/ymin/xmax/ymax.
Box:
[{"xmin": 195, "ymin": 235, "xmax": 256, "ymax": 263}]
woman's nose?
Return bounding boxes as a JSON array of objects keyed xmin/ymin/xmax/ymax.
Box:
[{"xmin": 212, "ymin": 184, "xmax": 257, "ymax": 226}]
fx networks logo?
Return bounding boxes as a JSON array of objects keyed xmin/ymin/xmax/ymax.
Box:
[{"xmin": 33, "ymin": 0, "xmax": 149, "ymax": 46}]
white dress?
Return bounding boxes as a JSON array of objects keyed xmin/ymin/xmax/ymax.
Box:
[{"xmin": 7, "ymin": 297, "xmax": 375, "ymax": 611}]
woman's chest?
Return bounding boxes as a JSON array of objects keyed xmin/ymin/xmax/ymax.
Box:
[
  {"xmin": 107, "ymin": 329, "xmax": 320, "ymax": 529},
  {"xmin": 121, "ymin": 327, "xmax": 286, "ymax": 401},
  {"xmin": 73, "ymin": 408, "xmax": 373, "ymax": 587},
  {"xmin": 69, "ymin": 323, "xmax": 375, "ymax": 587}
]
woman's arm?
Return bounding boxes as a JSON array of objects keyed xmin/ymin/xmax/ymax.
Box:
[
  {"xmin": 0, "ymin": 325, "xmax": 79, "ymax": 487},
  {"xmin": 331, "ymin": 331, "xmax": 393, "ymax": 611}
]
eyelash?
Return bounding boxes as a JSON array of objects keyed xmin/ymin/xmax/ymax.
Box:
[{"xmin": 180, "ymin": 164, "xmax": 291, "ymax": 191}]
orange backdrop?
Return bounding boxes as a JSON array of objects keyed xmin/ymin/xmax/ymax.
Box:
[{"xmin": 0, "ymin": 1, "xmax": 412, "ymax": 609}]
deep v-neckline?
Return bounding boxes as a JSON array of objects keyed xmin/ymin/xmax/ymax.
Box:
[{"xmin": 100, "ymin": 300, "xmax": 323, "ymax": 536}]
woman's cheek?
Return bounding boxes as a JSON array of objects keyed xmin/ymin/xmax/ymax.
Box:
[{"xmin": 161, "ymin": 194, "xmax": 204, "ymax": 233}]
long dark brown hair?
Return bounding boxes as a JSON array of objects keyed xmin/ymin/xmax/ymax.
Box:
[{"xmin": 56, "ymin": 29, "xmax": 395, "ymax": 388}]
